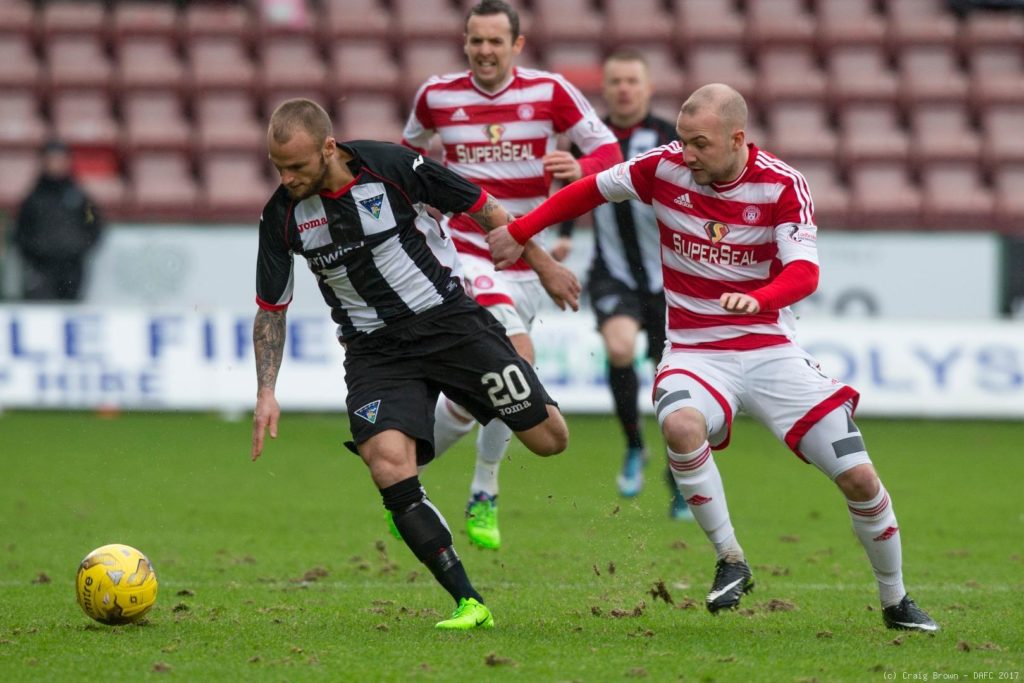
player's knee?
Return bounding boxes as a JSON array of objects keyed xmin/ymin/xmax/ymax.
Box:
[
  {"xmin": 519, "ymin": 410, "xmax": 568, "ymax": 456},
  {"xmin": 662, "ymin": 407, "xmax": 708, "ymax": 452},
  {"xmin": 604, "ymin": 339, "xmax": 634, "ymax": 367},
  {"xmin": 835, "ymin": 463, "xmax": 880, "ymax": 501}
]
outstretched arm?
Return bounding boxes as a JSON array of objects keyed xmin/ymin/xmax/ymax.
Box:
[
  {"xmin": 252, "ymin": 308, "xmax": 286, "ymax": 461},
  {"xmin": 467, "ymin": 194, "xmax": 581, "ymax": 311}
]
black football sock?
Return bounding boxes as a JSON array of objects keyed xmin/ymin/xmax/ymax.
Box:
[
  {"xmin": 609, "ymin": 363, "xmax": 643, "ymax": 449},
  {"xmin": 380, "ymin": 476, "xmax": 483, "ymax": 605}
]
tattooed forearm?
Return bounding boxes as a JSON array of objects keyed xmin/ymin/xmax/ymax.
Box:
[
  {"xmin": 253, "ymin": 308, "xmax": 286, "ymax": 392},
  {"xmin": 467, "ymin": 194, "xmax": 513, "ymax": 231}
]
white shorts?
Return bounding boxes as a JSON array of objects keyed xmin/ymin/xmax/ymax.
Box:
[
  {"xmin": 653, "ymin": 343, "xmax": 865, "ymax": 473},
  {"xmin": 459, "ymin": 253, "xmax": 544, "ymax": 337}
]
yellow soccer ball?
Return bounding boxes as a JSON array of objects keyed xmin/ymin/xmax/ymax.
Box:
[{"xmin": 75, "ymin": 544, "xmax": 158, "ymax": 625}]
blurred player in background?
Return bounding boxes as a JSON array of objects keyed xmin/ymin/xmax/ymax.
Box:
[
  {"xmin": 486, "ymin": 84, "xmax": 939, "ymax": 632},
  {"xmin": 554, "ymin": 49, "xmax": 691, "ymax": 521},
  {"xmin": 402, "ymin": 0, "xmax": 621, "ymax": 550},
  {"xmin": 251, "ymin": 99, "xmax": 579, "ymax": 630}
]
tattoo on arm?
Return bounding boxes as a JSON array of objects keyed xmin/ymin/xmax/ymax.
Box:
[
  {"xmin": 467, "ymin": 195, "xmax": 511, "ymax": 232},
  {"xmin": 253, "ymin": 308, "xmax": 286, "ymax": 392}
]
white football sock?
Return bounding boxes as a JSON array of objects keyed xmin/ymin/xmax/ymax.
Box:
[
  {"xmin": 847, "ymin": 485, "xmax": 906, "ymax": 607},
  {"xmin": 432, "ymin": 396, "xmax": 474, "ymax": 460},
  {"xmin": 667, "ymin": 442, "xmax": 743, "ymax": 562},
  {"xmin": 470, "ymin": 419, "xmax": 511, "ymax": 497}
]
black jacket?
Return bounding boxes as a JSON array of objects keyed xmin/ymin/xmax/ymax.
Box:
[{"xmin": 14, "ymin": 176, "xmax": 102, "ymax": 262}]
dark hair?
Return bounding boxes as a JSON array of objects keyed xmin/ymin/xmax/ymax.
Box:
[
  {"xmin": 605, "ymin": 47, "xmax": 650, "ymax": 69},
  {"xmin": 268, "ymin": 98, "xmax": 333, "ymax": 147},
  {"xmin": 466, "ymin": 0, "xmax": 520, "ymax": 41}
]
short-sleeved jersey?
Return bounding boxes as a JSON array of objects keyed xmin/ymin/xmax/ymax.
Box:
[
  {"xmin": 402, "ymin": 67, "xmax": 617, "ymax": 278},
  {"xmin": 595, "ymin": 142, "xmax": 819, "ymax": 351},
  {"xmin": 589, "ymin": 114, "xmax": 678, "ymax": 294},
  {"xmin": 256, "ymin": 140, "xmax": 485, "ymax": 343}
]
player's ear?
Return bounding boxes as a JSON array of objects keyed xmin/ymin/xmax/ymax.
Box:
[
  {"xmin": 323, "ymin": 136, "xmax": 337, "ymax": 157},
  {"xmin": 731, "ymin": 129, "xmax": 746, "ymax": 151},
  {"xmin": 512, "ymin": 34, "xmax": 525, "ymax": 55}
]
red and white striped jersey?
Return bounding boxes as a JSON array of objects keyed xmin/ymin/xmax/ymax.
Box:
[
  {"xmin": 403, "ymin": 67, "xmax": 617, "ymax": 278},
  {"xmin": 595, "ymin": 142, "xmax": 819, "ymax": 351}
]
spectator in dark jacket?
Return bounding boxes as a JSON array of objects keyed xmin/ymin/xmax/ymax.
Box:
[{"xmin": 13, "ymin": 139, "xmax": 102, "ymax": 300}]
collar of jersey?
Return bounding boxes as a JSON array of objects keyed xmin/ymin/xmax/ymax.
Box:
[
  {"xmin": 320, "ymin": 172, "xmax": 362, "ymax": 199},
  {"xmin": 469, "ymin": 67, "xmax": 517, "ymax": 99}
]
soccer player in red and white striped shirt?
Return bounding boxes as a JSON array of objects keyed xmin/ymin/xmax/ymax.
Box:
[
  {"xmin": 401, "ymin": 0, "xmax": 621, "ymax": 551},
  {"xmin": 486, "ymin": 83, "xmax": 938, "ymax": 632}
]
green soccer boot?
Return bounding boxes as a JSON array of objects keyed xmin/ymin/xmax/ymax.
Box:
[
  {"xmin": 465, "ymin": 492, "xmax": 500, "ymax": 550},
  {"xmin": 435, "ymin": 597, "xmax": 495, "ymax": 630}
]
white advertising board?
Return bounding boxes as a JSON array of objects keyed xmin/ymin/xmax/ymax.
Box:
[
  {"xmin": 74, "ymin": 226, "xmax": 1002, "ymax": 319},
  {"xmin": 1, "ymin": 306, "xmax": 1021, "ymax": 418}
]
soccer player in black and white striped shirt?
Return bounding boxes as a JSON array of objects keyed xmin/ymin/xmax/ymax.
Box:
[
  {"xmin": 556, "ymin": 50, "xmax": 691, "ymax": 520},
  {"xmin": 250, "ymin": 99, "xmax": 580, "ymax": 630}
]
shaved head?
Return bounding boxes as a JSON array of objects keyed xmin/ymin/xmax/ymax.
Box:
[
  {"xmin": 268, "ymin": 98, "xmax": 333, "ymax": 147},
  {"xmin": 680, "ymin": 83, "xmax": 748, "ymax": 134}
]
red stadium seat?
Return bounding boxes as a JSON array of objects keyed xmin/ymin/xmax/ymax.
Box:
[
  {"xmin": 0, "ymin": 34, "xmax": 41, "ymax": 91},
  {"xmin": 896, "ymin": 45, "xmax": 969, "ymax": 110},
  {"xmin": 336, "ymin": 94, "xmax": 404, "ymax": 143},
  {"xmin": 745, "ymin": 0, "xmax": 816, "ymax": 50},
  {"xmin": 194, "ymin": 92, "xmax": 265, "ymax": 154},
  {"xmin": 797, "ymin": 159, "xmax": 850, "ymax": 228},
  {"xmin": 182, "ymin": 2, "xmax": 254, "ymax": 43},
  {"xmin": 0, "ymin": 90, "xmax": 48, "ymax": 151},
  {"xmin": 330, "ymin": 41, "xmax": 400, "ymax": 98},
  {"xmin": 756, "ymin": 46, "xmax": 827, "ymax": 105},
  {"xmin": 685, "ymin": 45, "xmax": 756, "ymax": 102},
  {"xmin": 111, "ymin": 2, "xmax": 180, "ymax": 44},
  {"xmin": 0, "ymin": 151, "xmax": 41, "ymax": 210},
  {"xmin": 815, "ymin": 0, "xmax": 887, "ymax": 50},
  {"xmin": 673, "ymin": 0, "xmax": 745, "ymax": 50},
  {"xmin": 0, "ymin": 0, "xmax": 35, "ymax": 37},
  {"xmin": 919, "ymin": 162, "xmax": 995, "ymax": 230},
  {"xmin": 639, "ymin": 46, "xmax": 687, "ymax": 103},
  {"xmin": 116, "ymin": 37, "xmax": 187, "ymax": 94},
  {"xmin": 79, "ymin": 172, "xmax": 127, "ymax": 217},
  {"xmin": 826, "ymin": 45, "xmax": 899, "ymax": 107},
  {"xmin": 837, "ymin": 103, "xmax": 910, "ymax": 168},
  {"xmin": 545, "ymin": 43, "xmax": 604, "ymax": 97},
  {"xmin": 765, "ymin": 101, "xmax": 838, "ymax": 161},
  {"xmin": 994, "ymin": 164, "xmax": 1024, "ymax": 234},
  {"xmin": 847, "ymin": 161, "xmax": 923, "ymax": 230},
  {"xmin": 51, "ymin": 90, "xmax": 119, "ymax": 150},
  {"xmin": 394, "ymin": 0, "xmax": 463, "ymax": 41},
  {"xmin": 321, "ymin": 0, "xmax": 391, "ymax": 41},
  {"xmin": 201, "ymin": 152, "xmax": 274, "ymax": 217},
  {"xmin": 259, "ymin": 37, "xmax": 327, "ymax": 99},
  {"xmin": 968, "ymin": 46, "xmax": 1024, "ymax": 113},
  {"xmin": 958, "ymin": 9, "xmax": 1024, "ymax": 55},
  {"xmin": 188, "ymin": 36, "xmax": 258, "ymax": 95},
  {"xmin": 885, "ymin": 0, "xmax": 958, "ymax": 49},
  {"xmin": 46, "ymin": 35, "xmax": 114, "ymax": 94},
  {"xmin": 129, "ymin": 151, "xmax": 199, "ymax": 216},
  {"xmin": 39, "ymin": 1, "xmax": 107, "ymax": 39},
  {"xmin": 532, "ymin": 0, "xmax": 605, "ymax": 47},
  {"xmin": 121, "ymin": 91, "xmax": 192, "ymax": 156},
  {"xmin": 398, "ymin": 41, "xmax": 466, "ymax": 103},
  {"xmin": 908, "ymin": 103, "xmax": 981, "ymax": 169},
  {"xmin": 603, "ymin": 0, "xmax": 673, "ymax": 47},
  {"xmin": 981, "ymin": 104, "xmax": 1024, "ymax": 174}
]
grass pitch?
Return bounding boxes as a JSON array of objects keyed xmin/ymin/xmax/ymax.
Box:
[{"xmin": 1, "ymin": 411, "xmax": 1022, "ymax": 681}]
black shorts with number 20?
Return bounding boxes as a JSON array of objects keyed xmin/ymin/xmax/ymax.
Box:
[{"xmin": 343, "ymin": 295, "xmax": 555, "ymax": 465}]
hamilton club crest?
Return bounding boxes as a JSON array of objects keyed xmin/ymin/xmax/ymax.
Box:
[
  {"xmin": 358, "ymin": 194, "xmax": 384, "ymax": 220},
  {"xmin": 355, "ymin": 399, "xmax": 381, "ymax": 423}
]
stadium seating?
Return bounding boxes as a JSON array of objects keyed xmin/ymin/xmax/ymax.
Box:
[
  {"xmin": 0, "ymin": 150, "xmax": 40, "ymax": 209},
  {"xmin": 0, "ymin": 91, "xmax": 48, "ymax": 151},
  {"xmin": 919, "ymin": 162, "xmax": 995, "ymax": 229},
  {"xmin": 0, "ymin": 0, "xmax": 1017, "ymax": 233},
  {"xmin": 201, "ymin": 152, "xmax": 275, "ymax": 215},
  {"xmin": 994, "ymin": 164, "xmax": 1024, "ymax": 233}
]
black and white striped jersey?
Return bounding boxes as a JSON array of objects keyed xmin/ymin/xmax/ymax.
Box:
[
  {"xmin": 256, "ymin": 140, "xmax": 486, "ymax": 342},
  {"xmin": 563, "ymin": 114, "xmax": 677, "ymax": 294}
]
